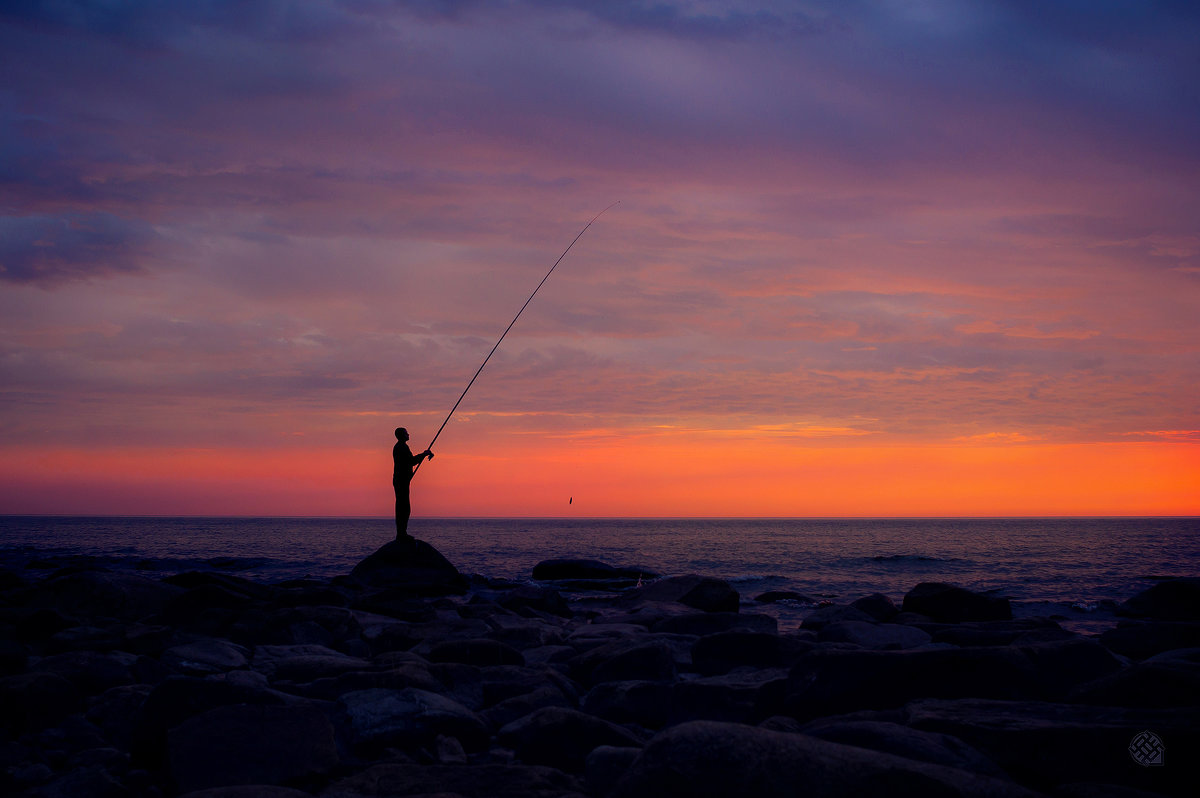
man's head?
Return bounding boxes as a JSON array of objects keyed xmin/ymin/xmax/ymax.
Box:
[{"xmin": 395, "ymin": 427, "xmax": 409, "ymax": 442}]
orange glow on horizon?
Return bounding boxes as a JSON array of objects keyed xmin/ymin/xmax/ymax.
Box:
[{"xmin": 1, "ymin": 440, "xmax": 1196, "ymax": 518}]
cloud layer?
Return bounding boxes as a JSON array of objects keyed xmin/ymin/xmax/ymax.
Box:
[{"xmin": 2, "ymin": 1, "xmax": 1198, "ymax": 514}]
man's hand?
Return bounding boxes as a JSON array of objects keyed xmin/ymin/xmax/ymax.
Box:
[{"xmin": 424, "ymin": 449, "xmax": 434, "ymax": 460}]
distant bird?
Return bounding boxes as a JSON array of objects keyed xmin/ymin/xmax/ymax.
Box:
[{"xmin": 569, "ymin": 497, "xmax": 573, "ymax": 505}]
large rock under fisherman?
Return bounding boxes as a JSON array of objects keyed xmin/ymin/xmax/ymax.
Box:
[{"xmin": 350, "ymin": 537, "xmax": 469, "ymax": 595}]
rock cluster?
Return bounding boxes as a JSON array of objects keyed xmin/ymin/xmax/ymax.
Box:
[{"xmin": 1, "ymin": 543, "xmax": 1197, "ymax": 797}]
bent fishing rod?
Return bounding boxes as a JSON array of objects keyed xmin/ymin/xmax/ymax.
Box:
[{"xmin": 412, "ymin": 201, "xmax": 618, "ymax": 478}]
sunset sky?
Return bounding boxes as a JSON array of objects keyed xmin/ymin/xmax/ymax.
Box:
[{"xmin": 2, "ymin": 1, "xmax": 1198, "ymax": 517}]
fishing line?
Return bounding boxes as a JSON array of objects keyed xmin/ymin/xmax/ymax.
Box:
[{"xmin": 412, "ymin": 201, "xmax": 619, "ymax": 478}]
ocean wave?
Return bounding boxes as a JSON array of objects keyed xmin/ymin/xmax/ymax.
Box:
[
  {"xmin": 869, "ymin": 554, "xmax": 959, "ymax": 563},
  {"xmin": 726, "ymin": 574, "xmax": 785, "ymax": 584}
]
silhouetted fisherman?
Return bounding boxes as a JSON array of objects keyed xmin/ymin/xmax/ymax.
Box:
[{"xmin": 393, "ymin": 427, "xmax": 433, "ymax": 541}]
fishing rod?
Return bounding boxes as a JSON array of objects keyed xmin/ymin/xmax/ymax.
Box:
[{"xmin": 412, "ymin": 201, "xmax": 619, "ymax": 478}]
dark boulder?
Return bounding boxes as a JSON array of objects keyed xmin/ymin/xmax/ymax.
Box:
[
  {"xmin": 1071, "ymin": 647, "xmax": 1200, "ymax": 708},
  {"xmin": 784, "ymin": 647, "xmax": 1040, "ymax": 719},
  {"xmin": 586, "ymin": 746, "xmax": 643, "ymax": 798},
  {"xmin": 350, "ymin": 539, "xmax": 468, "ymax": 595},
  {"xmin": 482, "ymin": 685, "xmax": 575, "ymax": 730},
  {"xmin": 167, "ymin": 703, "xmax": 339, "ymax": 793},
  {"xmin": 1014, "ymin": 638, "xmax": 1123, "ymax": 698},
  {"xmin": 928, "ymin": 619, "xmax": 1071, "ymax": 648},
  {"xmin": 1100, "ymin": 620, "xmax": 1200, "ymax": 660},
  {"xmin": 30, "ymin": 649, "xmax": 138, "ymax": 696},
  {"xmin": 903, "ymin": 698, "xmax": 1200, "ymax": 795},
  {"xmin": 581, "ymin": 680, "xmax": 675, "ymax": 728},
  {"xmin": 426, "ymin": 638, "xmax": 525, "ymax": 667},
  {"xmin": 754, "ymin": 590, "xmax": 818, "ymax": 605},
  {"xmin": 162, "ymin": 571, "xmax": 278, "ymax": 602},
  {"xmin": 799, "ymin": 604, "xmax": 877, "ymax": 630},
  {"xmin": 568, "ymin": 638, "xmax": 678, "ymax": 686},
  {"xmin": 0, "ymin": 671, "xmax": 83, "ymax": 734},
  {"xmin": 1118, "ymin": 577, "xmax": 1200, "ymax": 621},
  {"xmin": 131, "ymin": 676, "xmax": 288, "ymax": 766},
  {"xmin": 652, "ymin": 611, "xmax": 776, "ymax": 636},
  {"xmin": 817, "ymin": 621, "xmax": 931, "ymax": 650},
  {"xmin": 34, "ymin": 570, "xmax": 183, "ymax": 622},
  {"xmin": 623, "ymin": 575, "xmax": 739, "ymax": 613},
  {"xmin": 850, "ymin": 593, "xmax": 900, "ymax": 621},
  {"xmin": 610, "ymin": 720, "xmax": 1042, "ymax": 798},
  {"xmin": 670, "ymin": 669, "xmax": 789, "ymax": 726},
  {"xmin": 902, "ymin": 582, "xmax": 1012, "ymax": 623},
  {"xmin": 497, "ymin": 585, "xmax": 573, "ymax": 618},
  {"xmin": 177, "ymin": 788, "xmax": 313, "ymax": 798},
  {"xmin": 161, "ymin": 639, "xmax": 250, "ymax": 676},
  {"xmin": 692, "ymin": 631, "xmax": 814, "ymax": 676},
  {"xmin": 497, "ymin": 706, "xmax": 644, "ymax": 772},
  {"xmin": 532, "ymin": 558, "xmax": 653, "ymax": 582},
  {"xmin": 320, "ymin": 762, "xmax": 585, "ymax": 798},
  {"xmin": 799, "ymin": 718, "xmax": 1007, "ymax": 777},
  {"xmin": 337, "ymin": 687, "xmax": 489, "ymax": 752}
]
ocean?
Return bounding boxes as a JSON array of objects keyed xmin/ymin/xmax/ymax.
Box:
[{"xmin": 2, "ymin": 516, "xmax": 1197, "ymax": 632}]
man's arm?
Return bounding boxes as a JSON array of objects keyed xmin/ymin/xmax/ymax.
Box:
[{"xmin": 410, "ymin": 449, "xmax": 433, "ymax": 466}]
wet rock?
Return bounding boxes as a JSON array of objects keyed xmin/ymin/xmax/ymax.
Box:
[
  {"xmin": 337, "ymin": 687, "xmax": 489, "ymax": 751},
  {"xmin": 586, "ymin": 745, "xmax": 641, "ymax": 797},
  {"xmin": 653, "ymin": 611, "xmax": 776, "ymax": 636},
  {"xmin": 817, "ymin": 621, "xmax": 932, "ymax": 650},
  {"xmin": 1014, "ymin": 638, "xmax": 1123, "ymax": 697},
  {"xmin": 671, "ymin": 668, "xmax": 789, "ymax": 725},
  {"xmin": 428, "ymin": 661, "xmax": 486, "ymax": 710},
  {"xmin": 798, "ymin": 604, "xmax": 876, "ymax": 630},
  {"xmin": 19, "ymin": 764, "xmax": 130, "ymax": 798},
  {"xmin": 350, "ymin": 539, "xmax": 468, "ymax": 595},
  {"xmin": 282, "ymin": 664, "xmax": 443, "ymax": 701},
  {"xmin": 532, "ymin": 558, "xmax": 651, "ymax": 582},
  {"xmin": 1099, "ymin": 620, "xmax": 1200, "ymax": 660},
  {"xmin": 624, "ymin": 575, "xmax": 739, "ymax": 613},
  {"xmin": 497, "ymin": 585, "xmax": 573, "ymax": 618},
  {"xmin": 0, "ymin": 638, "xmax": 28, "ymax": 675},
  {"xmin": 754, "ymin": 590, "xmax": 817, "ymax": 605},
  {"xmin": 798, "ymin": 718, "xmax": 1007, "ymax": 777},
  {"xmin": 319, "ymin": 762, "xmax": 586, "ymax": 798},
  {"xmin": 86, "ymin": 684, "xmax": 153, "ymax": 749},
  {"xmin": 783, "ymin": 647, "xmax": 1039, "ymax": 719},
  {"xmin": 902, "ymin": 582, "xmax": 1012, "ymax": 623},
  {"xmin": 928, "ymin": 618, "xmax": 1071, "ymax": 647},
  {"xmin": 850, "ymin": 593, "xmax": 900, "ymax": 621},
  {"xmin": 251, "ymin": 644, "xmax": 371, "ymax": 682},
  {"xmin": 582, "ymin": 680, "xmax": 675, "ymax": 728},
  {"xmin": 34, "ymin": 570, "xmax": 184, "ymax": 622},
  {"xmin": 902, "ymin": 697, "xmax": 1200, "ymax": 795},
  {"xmin": 1118, "ymin": 577, "xmax": 1200, "ymax": 621},
  {"xmin": 11, "ymin": 606, "xmax": 77, "ymax": 642},
  {"xmin": 1071, "ymin": 647, "xmax": 1200, "ymax": 707},
  {"xmin": 426, "ymin": 637, "xmax": 526, "ymax": 667},
  {"xmin": 569, "ymin": 639, "xmax": 677, "ymax": 686},
  {"xmin": 478, "ymin": 664, "xmax": 576, "ymax": 707},
  {"xmin": 131, "ymin": 676, "xmax": 288, "ymax": 767},
  {"xmin": 179, "ymin": 787, "xmax": 314, "ymax": 798},
  {"xmin": 162, "ymin": 639, "xmax": 250, "ymax": 675},
  {"xmin": 168, "ymin": 703, "xmax": 339, "ymax": 793},
  {"xmin": 692, "ymin": 631, "xmax": 814, "ymax": 676},
  {"xmin": 482, "ymin": 685, "xmax": 575, "ymax": 730},
  {"xmin": 497, "ymin": 706, "xmax": 644, "ymax": 772},
  {"xmin": 610, "ymin": 720, "xmax": 1041, "ymax": 798},
  {"xmin": 30, "ymin": 650, "xmax": 138, "ymax": 695},
  {"xmin": 0, "ymin": 671, "xmax": 83, "ymax": 733},
  {"xmin": 485, "ymin": 614, "xmax": 568, "ymax": 650}
]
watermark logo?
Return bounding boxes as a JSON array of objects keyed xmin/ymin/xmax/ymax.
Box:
[{"xmin": 1129, "ymin": 730, "xmax": 1164, "ymax": 767}]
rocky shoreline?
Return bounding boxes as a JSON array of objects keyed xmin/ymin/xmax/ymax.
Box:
[{"xmin": 2, "ymin": 537, "xmax": 1197, "ymax": 797}]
